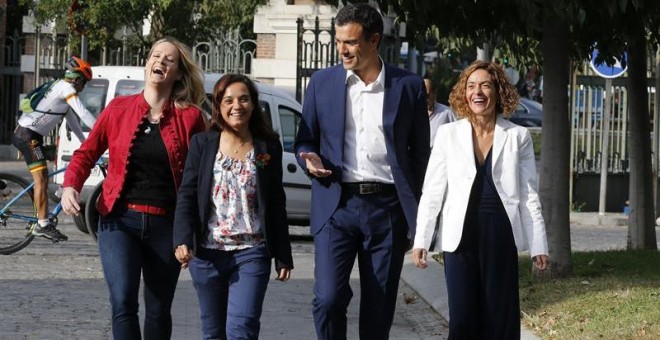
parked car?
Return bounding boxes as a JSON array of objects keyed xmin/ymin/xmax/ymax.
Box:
[
  {"xmin": 53, "ymin": 66, "xmax": 311, "ymax": 236},
  {"xmin": 509, "ymin": 98, "xmax": 543, "ymax": 127}
]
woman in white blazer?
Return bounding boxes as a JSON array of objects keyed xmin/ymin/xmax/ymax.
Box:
[{"xmin": 412, "ymin": 60, "xmax": 549, "ymax": 339}]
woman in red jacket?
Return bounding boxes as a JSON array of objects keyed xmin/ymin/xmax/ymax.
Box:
[{"xmin": 61, "ymin": 37, "xmax": 206, "ymax": 340}]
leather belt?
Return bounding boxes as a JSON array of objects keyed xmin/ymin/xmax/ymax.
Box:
[
  {"xmin": 125, "ymin": 202, "xmax": 167, "ymax": 216},
  {"xmin": 342, "ymin": 182, "xmax": 395, "ymax": 195}
]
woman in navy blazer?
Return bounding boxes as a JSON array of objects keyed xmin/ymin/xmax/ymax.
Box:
[
  {"xmin": 173, "ymin": 74, "xmax": 293, "ymax": 340},
  {"xmin": 412, "ymin": 61, "xmax": 549, "ymax": 339}
]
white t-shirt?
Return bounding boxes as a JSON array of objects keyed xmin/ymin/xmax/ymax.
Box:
[{"xmin": 18, "ymin": 79, "xmax": 96, "ymax": 142}]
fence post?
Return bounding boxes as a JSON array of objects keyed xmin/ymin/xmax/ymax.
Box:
[{"xmin": 296, "ymin": 17, "xmax": 304, "ymax": 103}]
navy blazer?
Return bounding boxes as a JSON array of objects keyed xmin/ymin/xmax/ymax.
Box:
[
  {"xmin": 173, "ymin": 131, "xmax": 294, "ymax": 270},
  {"xmin": 294, "ymin": 63, "xmax": 430, "ymax": 239}
]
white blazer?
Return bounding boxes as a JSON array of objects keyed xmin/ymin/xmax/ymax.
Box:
[{"xmin": 414, "ymin": 117, "xmax": 548, "ymax": 257}]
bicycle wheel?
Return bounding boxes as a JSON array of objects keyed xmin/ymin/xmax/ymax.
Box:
[{"xmin": 0, "ymin": 173, "xmax": 36, "ymax": 255}]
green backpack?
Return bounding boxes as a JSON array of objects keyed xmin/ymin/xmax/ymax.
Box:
[{"xmin": 19, "ymin": 80, "xmax": 63, "ymax": 114}]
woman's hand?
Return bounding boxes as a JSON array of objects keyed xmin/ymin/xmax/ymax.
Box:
[
  {"xmin": 175, "ymin": 244, "xmax": 194, "ymax": 269},
  {"xmin": 276, "ymin": 268, "xmax": 292, "ymax": 282},
  {"xmin": 412, "ymin": 248, "xmax": 428, "ymax": 269},
  {"xmin": 61, "ymin": 187, "xmax": 81, "ymax": 216},
  {"xmin": 533, "ymin": 254, "xmax": 550, "ymax": 271}
]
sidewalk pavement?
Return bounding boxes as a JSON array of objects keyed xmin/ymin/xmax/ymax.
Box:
[
  {"xmin": 400, "ymin": 211, "xmax": 633, "ymax": 340},
  {"xmin": 1, "ymin": 158, "xmax": 643, "ymax": 338}
]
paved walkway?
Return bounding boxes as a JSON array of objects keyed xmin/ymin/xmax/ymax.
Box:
[{"xmin": 3, "ymin": 159, "xmax": 659, "ymax": 339}]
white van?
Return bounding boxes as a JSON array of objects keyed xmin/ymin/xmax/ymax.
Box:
[{"xmin": 53, "ymin": 66, "xmax": 311, "ymax": 235}]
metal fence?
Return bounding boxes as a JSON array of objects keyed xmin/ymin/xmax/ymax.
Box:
[
  {"xmin": 0, "ymin": 29, "xmax": 255, "ymax": 144},
  {"xmin": 570, "ymin": 63, "xmax": 656, "ymax": 175},
  {"xmin": 295, "ymin": 16, "xmax": 402, "ymax": 103}
]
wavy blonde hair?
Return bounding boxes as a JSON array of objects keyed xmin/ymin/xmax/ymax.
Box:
[
  {"xmin": 449, "ymin": 60, "xmax": 519, "ymax": 121},
  {"xmin": 147, "ymin": 37, "xmax": 205, "ymax": 108}
]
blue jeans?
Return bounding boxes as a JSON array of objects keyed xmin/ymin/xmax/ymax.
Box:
[
  {"xmin": 98, "ymin": 208, "xmax": 181, "ymax": 340},
  {"xmin": 189, "ymin": 243, "xmax": 271, "ymax": 340}
]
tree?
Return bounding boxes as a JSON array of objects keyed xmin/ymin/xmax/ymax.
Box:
[
  {"xmin": 20, "ymin": 0, "xmax": 268, "ymax": 50},
  {"xmin": 538, "ymin": 4, "xmax": 572, "ymax": 276},
  {"xmin": 574, "ymin": 0, "xmax": 659, "ymax": 250}
]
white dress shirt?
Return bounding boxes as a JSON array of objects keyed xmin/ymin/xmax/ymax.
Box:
[{"xmin": 342, "ymin": 64, "xmax": 393, "ymax": 184}]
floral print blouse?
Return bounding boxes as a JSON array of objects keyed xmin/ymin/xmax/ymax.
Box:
[{"xmin": 202, "ymin": 149, "xmax": 263, "ymax": 250}]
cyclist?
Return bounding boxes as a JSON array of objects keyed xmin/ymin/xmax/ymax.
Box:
[{"xmin": 10, "ymin": 56, "xmax": 97, "ymax": 241}]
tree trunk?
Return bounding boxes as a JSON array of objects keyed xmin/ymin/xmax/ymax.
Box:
[
  {"xmin": 626, "ymin": 26, "xmax": 658, "ymax": 250},
  {"xmin": 539, "ymin": 9, "xmax": 573, "ymax": 277}
]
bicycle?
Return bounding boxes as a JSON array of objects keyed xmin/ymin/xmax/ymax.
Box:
[{"xmin": 0, "ymin": 161, "xmax": 106, "ymax": 255}]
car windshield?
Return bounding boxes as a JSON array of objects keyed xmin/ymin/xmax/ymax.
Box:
[{"xmin": 74, "ymin": 79, "xmax": 144, "ymax": 131}]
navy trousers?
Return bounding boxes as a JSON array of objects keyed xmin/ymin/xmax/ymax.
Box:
[
  {"xmin": 188, "ymin": 243, "xmax": 271, "ymax": 340},
  {"xmin": 443, "ymin": 210, "xmax": 520, "ymax": 340},
  {"xmin": 312, "ymin": 190, "xmax": 409, "ymax": 340}
]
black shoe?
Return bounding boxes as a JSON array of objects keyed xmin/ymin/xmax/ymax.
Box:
[{"xmin": 32, "ymin": 224, "xmax": 68, "ymax": 242}]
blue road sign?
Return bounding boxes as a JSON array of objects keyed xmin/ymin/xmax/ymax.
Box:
[{"xmin": 590, "ymin": 48, "xmax": 627, "ymax": 78}]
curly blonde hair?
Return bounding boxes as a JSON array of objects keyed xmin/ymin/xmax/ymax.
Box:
[{"xmin": 448, "ymin": 60, "xmax": 519, "ymax": 121}]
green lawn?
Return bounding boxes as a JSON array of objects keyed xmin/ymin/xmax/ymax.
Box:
[{"xmin": 519, "ymin": 250, "xmax": 660, "ymax": 339}]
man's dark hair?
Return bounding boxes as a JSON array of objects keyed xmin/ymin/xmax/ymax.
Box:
[{"xmin": 335, "ymin": 3, "xmax": 384, "ymax": 46}]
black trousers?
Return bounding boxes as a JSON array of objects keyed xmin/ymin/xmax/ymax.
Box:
[{"xmin": 444, "ymin": 210, "xmax": 520, "ymax": 340}]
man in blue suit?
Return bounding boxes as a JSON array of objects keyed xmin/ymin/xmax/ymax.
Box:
[{"xmin": 294, "ymin": 4, "xmax": 430, "ymax": 339}]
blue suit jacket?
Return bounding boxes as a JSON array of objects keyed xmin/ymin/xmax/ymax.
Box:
[
  {"xmin": 294, "ymin": 63, "xmax": 430, "ymax": 239},
  {"xmin": 173, "ymin": 131, "xmax": 294, "ymax": 270}
]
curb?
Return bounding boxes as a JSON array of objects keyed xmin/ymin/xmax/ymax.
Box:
[
  {"xmin": 401, "ymin": 252, "xmax": 541, "ymax": 340},
  {"xmin": 569, "ymin": 212, "xmax": 628, "ymax": 227}
]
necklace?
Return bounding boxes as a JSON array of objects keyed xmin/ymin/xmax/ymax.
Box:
[
  {"xmin": 148, "ymin": 114, "xmax": 162, "ymax": 124},
  {"xmin": 145, "ymin": 109, "xmax": 162, "ymax": 134},
  {"xmin": 233, "ymin": 140, "xmax": 248, "ymax": 154},
  {"xmin": 148, "ymin": 108, "xmax": 163, "ymax": 124}
]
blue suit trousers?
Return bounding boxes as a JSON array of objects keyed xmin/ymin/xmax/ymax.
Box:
[{"xmin": 312, "ymin": 190, "xmax": 409, "ymax": 340}]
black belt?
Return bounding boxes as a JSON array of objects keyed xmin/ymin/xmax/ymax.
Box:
[{"xmin": 342, "ymin": 182, "xmax": 395, "ymax": 195}]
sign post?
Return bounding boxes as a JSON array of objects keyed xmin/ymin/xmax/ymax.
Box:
[{"xmin": 590, "ymin": 48, "xmax": 627, "ymax": 215}]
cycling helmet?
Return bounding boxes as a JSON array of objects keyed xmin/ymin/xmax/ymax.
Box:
[{"xmin": 65, "ymin": 56, "xmax": 92, "ymax": 81}]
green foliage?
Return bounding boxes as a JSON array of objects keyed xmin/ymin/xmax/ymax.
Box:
[
  {"xmin": 426, "ymin": 57, "xmax": 459, "ymax": 105},
  {"xmin": 328, "ymin": 0, "xmax": 660, "ymax": 72},
  {"xmin": 18, "ymin": 0, "xmax": 268, "ymax": 50},
  {"xmin": 571, "ymin": 201, "xmax": 587, "ymax": 212}
]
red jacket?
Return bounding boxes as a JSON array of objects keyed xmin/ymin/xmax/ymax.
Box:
[{"xmin": 63, "ymin": 93, "xmax": 206, "ymax": 216}]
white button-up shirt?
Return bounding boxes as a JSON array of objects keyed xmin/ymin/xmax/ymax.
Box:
[{"xmin": 342, "ymin": 64, "xmax": 393, "ymax": 184}]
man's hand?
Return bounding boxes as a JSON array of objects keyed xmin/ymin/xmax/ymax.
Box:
[
  {"xmin": 299, "ymin": 152, "xmax": 332, "ymax": 178},
  {"xmin": 412, "ymin": 248, "xmax": 428, "ymax": 269},
  {"xmin": 61, "ymin": 187, "xmax": 82, "ymax": 216}
]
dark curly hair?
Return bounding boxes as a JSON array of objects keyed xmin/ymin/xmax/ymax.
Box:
[
  {"xmin": 448, "ymin": 60, "xmax": 519, "ymax": 121},
  {"xmin": 208, "ymin": 74, "xmax": 279, "ymax": 142},
  {"xmin": 335, "ymin": 3, "xmax": 384, "ymax": 48}
]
